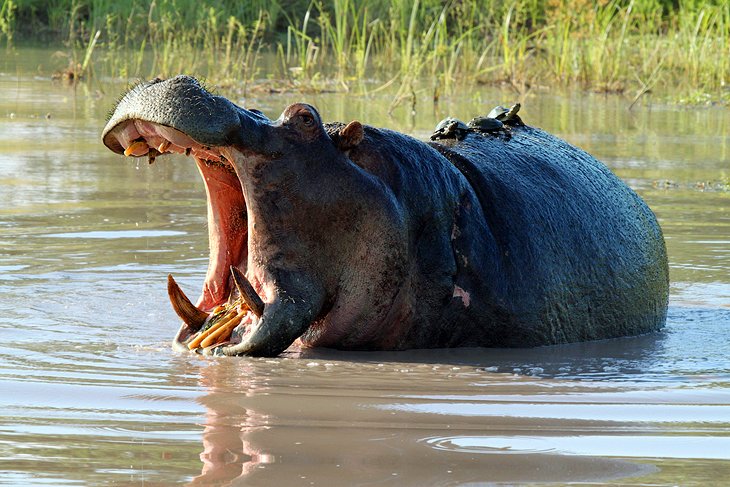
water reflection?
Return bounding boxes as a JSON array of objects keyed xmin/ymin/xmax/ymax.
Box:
[
  {"xmin": 425, "ymin": 435, "xmax": 730, "ymax": 460},
  {"xmin": 189, "ymin": 362, "xmax": 641, "ymax": 486},
  {"xmin": 191, "ymin": 361, "xmax": 274, "ymax": 484},
  {"xmin": 184, "ymin": 317, "xmax": 729, "ymax": 485}
]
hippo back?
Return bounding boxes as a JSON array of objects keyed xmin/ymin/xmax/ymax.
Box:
[{"xmin": 429, "ymin": 126, "xmax": 669, "ymax": 345}]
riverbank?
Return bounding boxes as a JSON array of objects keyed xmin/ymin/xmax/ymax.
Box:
[{"xmin": 2, "ymin": 0, "xmax": 728, "ymax": 106}]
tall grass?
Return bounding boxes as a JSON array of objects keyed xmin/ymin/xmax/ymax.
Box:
[
  {"xmin": 6, "ymin": 0, "xmax": 729, "ymax": 104},
  {"xmin": 0, "ymin": 0, "xmax": 15, "ymax": 45}
]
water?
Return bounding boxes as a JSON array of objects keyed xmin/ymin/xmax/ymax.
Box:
[{"xmin": 1, "ymin": 47, "xmax": 729, "ymax": 485}]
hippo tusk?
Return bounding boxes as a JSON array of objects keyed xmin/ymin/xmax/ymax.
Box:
[
  {"xmin": 167, "ymin": 274, "xmax": 209, "ymax": 329},
  {"xmin": 230, "ymin": 266, "xmax": 264, "ymax": 317}
]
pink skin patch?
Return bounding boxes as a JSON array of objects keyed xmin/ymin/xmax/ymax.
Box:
[{"xmin": 453, "ymin": 286, "xmax": 471, "ymax": 307}]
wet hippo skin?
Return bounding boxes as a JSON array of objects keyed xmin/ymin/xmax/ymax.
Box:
[{"xmin": 102, "ymin": 75, "xmax": 669, "ymax": 357}]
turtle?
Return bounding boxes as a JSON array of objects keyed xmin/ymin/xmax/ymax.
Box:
[
  {"xmin": 488, "ymin": 103, "xmax": 524, "ymax": 126},
  {"xmin": 430, "ymin": 117, "xmax": 469, "ymax": 141},
  {"xmin": 487, "ymin": 105, "xmax": 510, "ymax": 120},
  {"xmin": 503, "ymin": 103, "xmax": 524, "ymax": 126},
  {"xmin": 467, "ymin": 116, "xmax": 504, "ymax": 133}
]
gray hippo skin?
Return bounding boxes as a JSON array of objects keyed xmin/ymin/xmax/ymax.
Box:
[{"xmin": 102, "ymin": 75, "xmax": 669, "ymax": 357}]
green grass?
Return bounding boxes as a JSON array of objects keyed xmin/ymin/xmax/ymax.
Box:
[
  {"xmin": 0, "ymin": 0, "xmax": 15, "ymax": 45},
  {"xmin": 3, "ymin": 0, "xmax": 729, "ymax": 105}
]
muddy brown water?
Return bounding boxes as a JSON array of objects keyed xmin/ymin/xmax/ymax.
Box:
[{"xmin": 1, "ymin": 48, "xmax": 729, "ymax": 486}]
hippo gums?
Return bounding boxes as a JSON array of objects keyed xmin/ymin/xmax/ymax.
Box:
[{"xmin": 102, "ymin": 75, "xmax": 669, "ymax": 357}]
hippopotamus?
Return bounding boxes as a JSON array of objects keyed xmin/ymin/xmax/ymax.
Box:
[{"xmin": 102, "ymin": 75, "xmax": 669, "ymax": 357}]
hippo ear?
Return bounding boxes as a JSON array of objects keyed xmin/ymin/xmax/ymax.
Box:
[{"xmin": 334, "ymin": 120, "xmax": 364, "ymax": 152}]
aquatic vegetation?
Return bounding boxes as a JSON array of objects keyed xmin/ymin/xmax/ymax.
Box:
[
  {"xmin": 0, "ymin": 0, "xmax": 15, "ymax": 45},
  {"xmin": 5, "ymin": 0, "xmax": 730, "ymax": 104}
]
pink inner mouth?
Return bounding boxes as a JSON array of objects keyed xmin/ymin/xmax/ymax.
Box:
[
  {"xmin": 195, "ymin": 156, "xmax": 247, "ymax": 311},
  {"xmin": 108, "ymin": 119, "xmax": 249, "ymax": 312}
]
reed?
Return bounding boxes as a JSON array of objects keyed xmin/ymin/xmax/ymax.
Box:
[
  {"xmin": 6, "ymin": 0, "xmax": 729, "ymax": 105},
  {"xmin": 284, "ymin": 6, "xmax": 320, "ymax": 85},
  {"xmin": 0, "ymin": 0, "xmax": 15, "ymax": 45}
]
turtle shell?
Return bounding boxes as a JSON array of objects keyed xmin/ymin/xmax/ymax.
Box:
[
  {"xmin": 487, "ymin": 105, "xmax": 510, "ymax": 120},
  {"xmin": 467, "ymin": 116, "xmax": 504, "ymax": 132},
  {"xmin": 431, "ymin": 117, "xmax": 468, "ymax": 140}
]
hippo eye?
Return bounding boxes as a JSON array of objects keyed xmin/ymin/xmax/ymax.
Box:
[{"xmin": 300, "ymin": 113, "xmax": 314, "ymax": 126}]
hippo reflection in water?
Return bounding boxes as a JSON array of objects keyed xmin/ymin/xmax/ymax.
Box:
[{"xmin": 102, "ymin": 76, "xmax": 668, "ymax": 357}]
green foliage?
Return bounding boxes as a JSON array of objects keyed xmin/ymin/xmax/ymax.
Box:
[
  {"xmin": 6, "ymin": 0, "xmax": 730, "ymax": 104},
  {"xmin": 0, "ymin": 0, "xmax": 16, "ymax": 45}
]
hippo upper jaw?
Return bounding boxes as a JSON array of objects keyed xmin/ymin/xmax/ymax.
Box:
[
  {"xmin": 102, "ymin": 76, "xmax": 329, "ymax": 357},
  {"xmin": 102, "ymin": 75, "xmax": 269, "ymax": 154}
]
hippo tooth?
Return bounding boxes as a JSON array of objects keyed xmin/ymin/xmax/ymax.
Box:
[
  {"xmin": 167, "ymin": 274, "xmax": 209, "ymax": 330},
  {"xmin": 124, "ymin": 140, "xmax": 149, "ymax": 157},
  {"xmin": 157, "ymin": 140, "xmax": 171, "ymax": 153},
  {"xmin": 230, "ymin": 266, "xmax": 264, "ymax": 317},
  {"xmin": 147, "ymin": 148, "xmax": 160, "ymax": 165}
]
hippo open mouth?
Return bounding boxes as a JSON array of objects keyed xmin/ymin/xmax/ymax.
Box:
[
  {"xmin": 102, "ymin": 75, "xmax": 358, "ymax": 356},
  {"xmin": 105, "ymin": 115, "xmax": 251, "ymax": 313}
]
